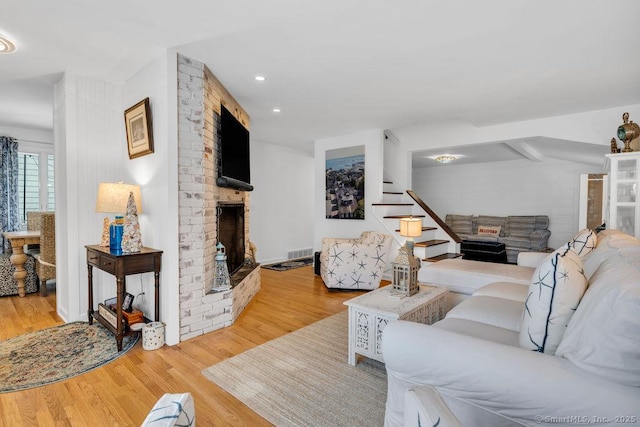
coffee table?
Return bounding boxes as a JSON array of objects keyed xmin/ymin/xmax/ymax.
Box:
[{"xmin": 343, "ymin": 284, "xmax": 448, "ymax": 366}]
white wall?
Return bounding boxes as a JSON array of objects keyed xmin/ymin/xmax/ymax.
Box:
[
  {"xmin": 313, "ymin": 129, "xmax": 385, "ymax": 251},
  {"xmin": 383, "ymin": 131, "xmax": 411, "ymax": 192},
  {"xmin": 53, "ymin": 53, "xmax": 181, "ymax": 344},
  {"xmin": 413, "ymin": 158, "xmax": 604, "ymax": 249},
  {"xmin": 54, "ymin": 74, "xmax": 123, "ymax": 323},
  {"xmin": 121, "ymin": 52, "xmax": 179, "ymax": 345},
  {"xmin": 250, "ymin": 139, "xmax": 314, "ymax": 264}
]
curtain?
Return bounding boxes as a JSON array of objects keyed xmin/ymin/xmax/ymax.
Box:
[{"xmin": 1, "ymin": 136, "xmax": 19, "ymax": 253}]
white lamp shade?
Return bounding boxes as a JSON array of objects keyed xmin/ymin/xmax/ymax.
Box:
[
  {"xmin": 400, "ymin": 217, "xmax": 422, "ymax": 237},
  {"xmin": 95, "ymin": 182, "xmax": 142, "ymax": 214}
]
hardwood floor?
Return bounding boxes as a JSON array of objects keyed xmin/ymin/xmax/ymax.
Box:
[{"xmin": 0, "ymin": 266, "xmax": 375, "ymax": 426}]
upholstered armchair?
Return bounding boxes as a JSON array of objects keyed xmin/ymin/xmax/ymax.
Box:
[
  {"xmin": 319, "ymin": 231, "xmax": 392, "ymax": 290},
  {"xmin": 35, "ymin": 212, "xmax": 55, "ymax": 296}
]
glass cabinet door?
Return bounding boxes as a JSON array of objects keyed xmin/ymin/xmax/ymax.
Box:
[
  {"xmin": 616, "ymin": 182, "xmax": 637, "ymax": 203},
  {"xmin": 607, "ymin": 153, "xmax": 640, "ymax": 239},
  {"xmin": 617, "ymin": 159, "xmax": 637, "ymax": 180},
  {"xmin": 615, "ymin": 205, "xmax": 635, "ymax": 236}
]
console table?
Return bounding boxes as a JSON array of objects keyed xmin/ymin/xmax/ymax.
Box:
[{"xmin": 86, "ymin": 245, "xmax": 162, "ymax": 351}]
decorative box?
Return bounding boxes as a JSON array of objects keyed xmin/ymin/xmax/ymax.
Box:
[
  {"xmin": 122, "ymin": 309, "xmax": 144, "ymax": 326},
  {"xmin": 107, "ymin": 304, "xmax": 144, "ymax": 329},
  {"xmin": 98, "ymin": 303, "xmax": 124, "ymax": 330}
]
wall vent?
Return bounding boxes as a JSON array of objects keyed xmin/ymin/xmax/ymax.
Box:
[{"xmin": 287, "ymin": 248, "xmax": 313, "ymax": 260}]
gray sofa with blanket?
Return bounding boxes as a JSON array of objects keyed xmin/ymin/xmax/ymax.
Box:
[{"xmin": 445, "ymin": 214, "xmax": 551, "ymax": 263}]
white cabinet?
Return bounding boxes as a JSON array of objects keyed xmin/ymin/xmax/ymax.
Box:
[{"xmin": 606, "ymin": 152, "xmax": 640, "ymax": 238}]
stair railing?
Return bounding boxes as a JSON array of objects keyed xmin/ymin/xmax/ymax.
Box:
[{"xmin": 406, "ymin": 190, "xmax": 461, "ymax": 244}]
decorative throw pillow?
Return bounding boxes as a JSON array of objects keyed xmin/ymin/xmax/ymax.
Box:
[
  {"xmin": 477, "ymin": 225, "xmax": 501, "ymax": 236},
  {"xmin": 519, "ymin": 247, "xmax": 587, "ymax": 354},
  {"xmin": 477, "ymin": 215, "xmax": 507, "ymax": 236},
  {"xmin": 562, "ymin": 229, "xmax": 597, "ymax": 259},
  {"xmin": 358, "ymin": 231, "xmax": 387, "ymax": 245}
]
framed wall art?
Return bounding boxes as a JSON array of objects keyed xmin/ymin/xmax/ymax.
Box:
[
  {"xmin": 325, "ymin": 145, "xmax": 365, "ymax": 219},
  {"xmin": 124, "ymin": 97, "xmax": 154, "ymax": 159}
]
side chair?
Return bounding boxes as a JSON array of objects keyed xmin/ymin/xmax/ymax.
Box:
[{"xmin": 35, "ymin": 212, "xmax": 56, "ymax": 296}]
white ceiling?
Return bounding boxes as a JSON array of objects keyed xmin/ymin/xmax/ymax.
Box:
[
  {"xmin": 411, "ymin": 137, "xmax": 611, "ymax": 168},
  {"xmin": 2, "ymin": 1, "xmax": 640, "ymax": 150}
]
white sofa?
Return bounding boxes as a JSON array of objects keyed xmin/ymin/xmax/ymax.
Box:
[{"xmin": 382, "ymin": 229, "xmax": 640, "ymax": 426}]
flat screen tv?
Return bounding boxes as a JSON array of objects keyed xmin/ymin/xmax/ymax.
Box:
[{"xmin": 217, "ymin": 105, "xmax": 253, "ymax": 191}]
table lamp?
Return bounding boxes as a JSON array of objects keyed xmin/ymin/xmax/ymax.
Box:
[
  {"xmin": 95, "ymin": 182, "xmax": 142, "ymax": 251},
  {"xmin": 399, "ymin": 217, "xmax": 423, "ymax": 254}
]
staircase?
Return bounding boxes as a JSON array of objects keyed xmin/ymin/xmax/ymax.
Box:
[{"xmin": 372, "ymin": 184, "xmax": 462, "ymax": 264}]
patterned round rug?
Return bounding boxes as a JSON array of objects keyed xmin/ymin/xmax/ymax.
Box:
[{"xmin": 0, "ymin": 322, "xmax": 138, "ymax": 393}]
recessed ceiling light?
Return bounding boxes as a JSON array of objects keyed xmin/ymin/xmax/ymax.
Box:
[
  {"xmin": 0, "ymin": 35, "xmax": 16, "ymax": 54},
  {"xmin": 272, "ymin": 108, "xmax": 281, "ymax": 113},
  {"xmin": 254, "ymin": 75, "xmax": 266, "ymax": 82}
]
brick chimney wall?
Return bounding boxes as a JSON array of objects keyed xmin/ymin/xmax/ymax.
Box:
[{"xmin": 177, "ymin": 54, "xmax": 260, "ymax": 342}]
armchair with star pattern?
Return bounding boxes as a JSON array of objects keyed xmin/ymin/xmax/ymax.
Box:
[{"xmin": 319, "ymin": 231, "xmax": 392, "ymax": 290}]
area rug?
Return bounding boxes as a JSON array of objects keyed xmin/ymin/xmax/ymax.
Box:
[
  {"xmin": 262, "ymin": 257, "xmax": 314, "ymax": 271},
  {"xmin": 202, "ymin": 311, "xmax": 387, "ymax": 426},
  {"xmin": 0, "ymin": 322, "xmax": 138, "ymax": 393}
]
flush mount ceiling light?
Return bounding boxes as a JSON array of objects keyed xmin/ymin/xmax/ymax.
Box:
[
  {"xmin": 0, "ymin": 35, "xmax": 16, "ymax": 54},
  {"xmin": 254, "ymin": 75, "xmax": 266, "ymax": 82},
  {"xmin": 431, "ymin": 154, "xmax": 460, "ymax": 164},
  {"xmin": 272, "ymin": 108, "xmax": 281, "ymax": 113}
]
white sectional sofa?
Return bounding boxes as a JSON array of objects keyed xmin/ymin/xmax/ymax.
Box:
[{"xmin": 382, "ymin": 229, "xmax": 640, "ymax": 426}]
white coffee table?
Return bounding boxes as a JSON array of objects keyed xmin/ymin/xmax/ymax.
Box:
[{"xmin": 343, "ymin": 284, "xmax": 448, "ymax": 366}]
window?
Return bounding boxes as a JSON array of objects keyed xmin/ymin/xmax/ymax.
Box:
[
  {"xmin": 47, "ymin": 154, "xmax": 55, "ymax": 211},
  {"xmin": 17, "ymin": 151, "xmax": 54, "ymax": 227}
]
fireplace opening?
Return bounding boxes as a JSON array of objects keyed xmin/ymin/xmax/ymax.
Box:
[{"xmin": 217, "ymin": 203, "xmax": 245, "ymax": 276}]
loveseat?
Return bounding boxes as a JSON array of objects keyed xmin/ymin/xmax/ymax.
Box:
[
  {"xmin": 382, "ymin": 229, "xmax": 640, "ymax": 426},
  {"xmin": 445, "ymin": 214, "xmax": 551, "ymax": 263}
]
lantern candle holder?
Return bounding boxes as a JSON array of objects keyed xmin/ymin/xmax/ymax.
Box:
[
  {"xmin": 212, "ymin": 242, "xmax": 232, "ymax": 292},
  {"xmin": 392, "ymin": 243, "xmax": 420, "ymax": 296}
]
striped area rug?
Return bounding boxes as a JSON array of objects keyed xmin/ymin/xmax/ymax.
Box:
[{"xmin": 202, "ymin": 311, "xmax": 387, "ymax": 426}]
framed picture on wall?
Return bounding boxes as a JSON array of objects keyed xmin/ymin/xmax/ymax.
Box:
[
  {"xmin": 124, "ymin": 97, "xmax": 154, "ymax": 159},
  {"xmin": 325, "ymin": 145, "xmax": 365, "ymax": 219}
]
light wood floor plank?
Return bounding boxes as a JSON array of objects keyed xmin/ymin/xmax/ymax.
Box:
[{"xmin": 0, "ymin": 266, "xmax": 376, "ymax": 426}]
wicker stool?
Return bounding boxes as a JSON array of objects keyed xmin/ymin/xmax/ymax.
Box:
[{"xmin": 0, "ymin": 253, "xmax": 39, "ymax": 297}]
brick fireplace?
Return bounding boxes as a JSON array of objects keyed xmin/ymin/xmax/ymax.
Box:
[{"xmin": 177, "ymin": 54, "xmax": 260, "ymax": 342}]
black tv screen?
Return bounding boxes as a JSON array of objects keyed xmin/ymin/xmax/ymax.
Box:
[{"xmin": 217, "ymin": 105, "xmax": 253, "ymax": 191}]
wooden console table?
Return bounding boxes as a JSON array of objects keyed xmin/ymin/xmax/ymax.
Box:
[{"xmin": 86, "ymin": 245, "xmax": 162, "ymax": 351}]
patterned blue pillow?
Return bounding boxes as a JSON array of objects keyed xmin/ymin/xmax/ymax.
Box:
[{"xmin": 519, "ymin": 247, "xmax": 587, "ymax": 354}]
